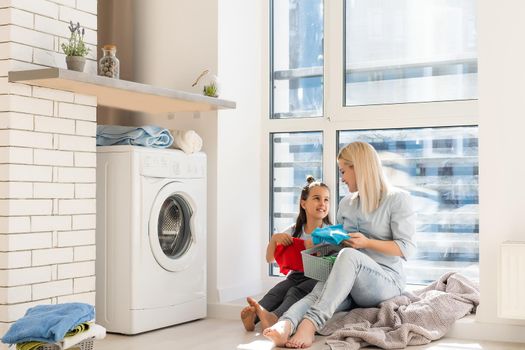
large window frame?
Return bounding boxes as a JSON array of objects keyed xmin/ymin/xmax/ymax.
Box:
[{"xmin": 261, "ymin": 0, "xmax": 478, "ymax": 287}]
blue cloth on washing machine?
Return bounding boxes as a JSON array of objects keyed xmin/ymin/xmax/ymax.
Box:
[
  {"xmin": 96, "ymin": 125, "xmax": 174, "ymax": 148},
  {"xmin": 1, "ymin": 303, "xmax": 95, "ymax": 344}
]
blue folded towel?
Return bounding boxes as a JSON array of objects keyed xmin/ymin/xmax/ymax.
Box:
[
  {"xmin": 96, "ymin": 125, "xmax": 173, "ymax": 148},
  {"xmin": 1, "ymin": 303, "xmax": 95, "ymax": 344},
  {"xmin": 312, "ymin": 224, "xmax": 350, "ymax": 245}
]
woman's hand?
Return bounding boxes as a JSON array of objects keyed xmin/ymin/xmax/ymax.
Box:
[
  {"xmin": 272, "ymin": 233, "xmax": 293, "ymax": 246},
  {"xmin": 342, "ymin": 232, "xmax": 369, "ymax": 249}
]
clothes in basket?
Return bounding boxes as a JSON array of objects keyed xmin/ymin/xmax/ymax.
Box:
[
  {"xmin": 301, "ymin": 244, "xmax": 343, "ymax": 281},
  {"xmin": 1, "ymin": 303, "xmax": 95, "ymax": 344}
]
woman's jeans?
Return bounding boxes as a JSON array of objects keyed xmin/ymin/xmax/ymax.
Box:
[{"xmin": 280, "ymin": 248, "xmax": 403, "ymax": 333}]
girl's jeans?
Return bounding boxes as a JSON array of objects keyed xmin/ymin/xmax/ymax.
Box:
[{"xmin": 280, "ymin": 248, "xmax": 403, "ymax": 333}]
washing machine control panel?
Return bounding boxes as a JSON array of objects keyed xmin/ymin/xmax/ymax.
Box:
[{"xmin": 140, "ymin": 153, "xmax": 206, "ymax": 179}]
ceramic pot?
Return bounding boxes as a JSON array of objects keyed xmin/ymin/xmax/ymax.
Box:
[{"xmin": 65, "ymin": 56, "xmax": 86, "ymax": 72}]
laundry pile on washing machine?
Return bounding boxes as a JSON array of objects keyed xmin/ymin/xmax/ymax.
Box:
[
  {"xmin": 96, "ymin": 124, "xmax": 202, "ymax": 154},
  {"xmin": 1, "ymin": 303, "xmax": 106, "ymax": 350}
]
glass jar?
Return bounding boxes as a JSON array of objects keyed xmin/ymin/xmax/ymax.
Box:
[{"xmin": 99, "ymin": 44, "xmax": 120, "ymax": 78}]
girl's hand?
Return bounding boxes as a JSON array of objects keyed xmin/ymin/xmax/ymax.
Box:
[
  {"xmin": 272, "ymin": 233, "xmax": 293, "ymax": 246},
  {"xmin": 342, "ymin": 232, "xmax": 369, "ymax": 249}
]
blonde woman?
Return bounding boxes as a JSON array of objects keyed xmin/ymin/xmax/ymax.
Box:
[{"xmin": 264, "ymin": 141, "xmax": 416, "ymax": 348}]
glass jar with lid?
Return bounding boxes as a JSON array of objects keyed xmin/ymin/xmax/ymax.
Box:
[{"xmin": 99, "ymin": 44, "xmax": 120, "ymax": 78}]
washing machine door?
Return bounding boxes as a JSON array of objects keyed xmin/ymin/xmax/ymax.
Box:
[{"xmin": 148, "ymin": 182, "xmax": 197, "ymax": 272}]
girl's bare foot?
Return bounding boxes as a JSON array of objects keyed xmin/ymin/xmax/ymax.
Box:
[
  {"xmin": 285, "ymin": 319, "xmax": 316, "ymax": 348},
  {"xmin": 247, "ymin": 297, "xmax": 278, "ymax": 329},
  {"xmin": 240, "ymin": 305, "xmax": 256, "ymax": 331},
  {"xmin": 262, "ymin": 320, "xmax": 292, "ymax": 347}
]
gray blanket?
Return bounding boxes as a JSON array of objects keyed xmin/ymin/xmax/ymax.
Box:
[{"xmin": 317, "ymin": 272, "xmax": 479, "ymax": 350}]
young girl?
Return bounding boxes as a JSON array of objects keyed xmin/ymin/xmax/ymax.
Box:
[
  {"xmin": 264, "ymin": 141, "xmax": 416, "ymax": 348},
  {"xmin": 241, "ymin": 176, "xmax": 332, "ymax": 331}
]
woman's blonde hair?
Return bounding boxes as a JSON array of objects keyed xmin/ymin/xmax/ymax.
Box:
[{"xmin": 337, "ymin": 141, "xmax": 389, "ymax": 213}]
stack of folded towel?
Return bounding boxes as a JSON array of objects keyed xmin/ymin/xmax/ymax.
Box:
[
  {"xmin": 96, "ymin": 125, "xmax": 174, "ymax": 148},
  {"xmin": 1, "ymin": 303, "xmax": 106, "ymax": 350},
  {"xmin": 96, "ymin": 125, "xmax": 203, "ymax": 154}
]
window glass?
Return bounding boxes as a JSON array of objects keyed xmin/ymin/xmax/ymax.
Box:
[
  {"xmin": 338, "ymin": 126, "xmax": 479, "ymax": 284},
  {"xmin": 270, "ymin": 131, "xmax": 323, "ymax": 275},
  {"xmin": 345, "ymin": 0, "xmax": 477, "ymax": 106},
  {"xmin": 272, "ymin": 0, "xmax": 324, "ymax": 118}
]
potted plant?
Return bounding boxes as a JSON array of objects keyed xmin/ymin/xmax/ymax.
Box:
[
  {"xmin": 61, "ymin": 21, "xmax": 90, "ymax": 72},
  {"xmin": 191, "ymin": 69, "xmax": 220, "ymax": 98}
]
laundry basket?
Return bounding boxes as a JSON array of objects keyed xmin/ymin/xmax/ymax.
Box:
[
  {"xmin": 301, "ymin": 244, "xmax": 342, "ymax": 282},
  {"xmin": 36, "ymin": 338, "xmax": 95, "ymax": 350}
]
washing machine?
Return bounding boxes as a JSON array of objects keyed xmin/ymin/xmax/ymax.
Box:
[{"xmin": 96, "ymin": 145, "xmax": 206, "ymax": 334}]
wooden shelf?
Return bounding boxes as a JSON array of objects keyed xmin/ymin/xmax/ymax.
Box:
[{"xmin": 8, "ymin": 68, "xmax": 236, "ymax": 114}]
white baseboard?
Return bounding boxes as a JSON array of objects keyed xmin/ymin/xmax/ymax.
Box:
[
  {"xmin": 208, "ymin": 301, "xmax": 244, "ymax": 320},
  {"xmin": 446, "ymin": 315, "xmax": 525, "ymax": 343},
  {"xmin": 216, "ymin": 279, "xmax": 264, "ymax": 303}
]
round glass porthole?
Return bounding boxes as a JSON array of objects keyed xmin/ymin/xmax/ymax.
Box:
[{"xmin": 157, "ymin": 195, "xmax": 193, "ymax": 259}]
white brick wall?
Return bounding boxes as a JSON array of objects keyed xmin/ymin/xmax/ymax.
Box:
[
  {"xmin": 0, "ymin": 1, "xmax": 97, "ymax": 336},
  {"xmin": 0, "ymin": 285, "xmax": 32, "ymax": 303}
]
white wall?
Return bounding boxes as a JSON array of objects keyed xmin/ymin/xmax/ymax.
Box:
[
  {"xmin": 216, "ymin": 0, "xmax": 264, "ymax": 302},
  {"xmin": 478, "ymin": 0, "xmax": 525, "ymax": 327},
  {"xmin": 99, "ymin": 0, "xmax": 264, "ymax": 304}
]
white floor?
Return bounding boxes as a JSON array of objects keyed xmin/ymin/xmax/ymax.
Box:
[{"xmin": 94, "ymin": 318, "xmax": 525, "ymax": 350}]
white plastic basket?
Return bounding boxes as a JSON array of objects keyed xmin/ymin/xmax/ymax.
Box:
[
  {"xmin": 301, "ymin": 244, "xmax": 342, "ymax": 281},
  {"xmin": 36, "ymin": 338, "xmax": 94, "ymax": 350}
]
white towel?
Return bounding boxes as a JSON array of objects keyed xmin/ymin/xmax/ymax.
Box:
[
  {"xmin": 170, "ymin": 129, "xmax": 203, "ymax": 154},
  {"xmin": 61, "ymin": 323, "xmax": 106, "ymax": 349}
]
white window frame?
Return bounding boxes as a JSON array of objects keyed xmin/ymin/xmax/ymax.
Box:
[{"xmin": 260, "ymin": 0, "xmax": 478, "ymax": 288}]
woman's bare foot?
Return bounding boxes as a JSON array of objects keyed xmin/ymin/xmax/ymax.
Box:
[
  {"xmin": 286, "ymin": 319, "xmax": 316, "ymax": 348},
  {"xmin": 247, "ymin": 297, "xmax": 278, "ymax": 329},
  {"xmin": 262, "ymin": 320, "xmax": 292, "ymax": 347},
  {"xmin": 240, "ymin": 305, "xmax": 256, "ymax": 331}
]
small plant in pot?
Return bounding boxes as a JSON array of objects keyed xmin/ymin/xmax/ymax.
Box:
[{"xmin": 61, "ymin": 21, "xmax": 90, "ymax": 72}]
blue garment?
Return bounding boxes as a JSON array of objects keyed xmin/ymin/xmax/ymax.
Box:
[
  {"xmin": 1, "ymin": 303, "xmax": 95, "ymax": 344},
  {"xmin": 311, "ymin": 224, "xmax": 350, "ymax": 245},
  {"xmin": 96, "ymin": 125, "xmax": 173, "ymax": 148}
]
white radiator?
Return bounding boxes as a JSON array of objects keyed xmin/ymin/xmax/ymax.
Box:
[{"xmin": 499, "ymin": 241, "xmax": 525, "ymax": 319}]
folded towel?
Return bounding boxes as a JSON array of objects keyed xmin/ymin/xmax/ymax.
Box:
[
  {"xmin": 62, "ymin": 323, "xmax": 106, "ymax": 349},
  {"xmin": 312, "ymin": 224, "xmax": 350, "ymax": 245},
  {"xmin": 170, "ymin": 129, "xmax": 202, "ymax": 154},
  {"xmin": 16, "ymin": 341, "xmax": 44, "ymax": 350},
  {"xmin": 96, "ymin": 125, "xmax": 174, "ymax": 148},
  {"xmin": 1, "ymin": 303, "xmax": 95, "ymax": 344},
  {"xmin": 64, "ymin": 322, "xmax": 90, "ymax": 337}
]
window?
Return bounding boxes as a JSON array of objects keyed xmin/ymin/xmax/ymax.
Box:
[
  {"xmin": 271, "ymin": 0, "xmax": 324, "ymax": 118},
  {"xmin": 266, "ymin": 0, "xmax": 478, "ymax": 283},
  {"xmin": 344, "ymin": 0, "xmax": 477, "ymax": 106},
  {"xmin": 338, "ymin": 126, "xmax": 479, "ymax": 284},
  {"xmin": 270, "ymin": 131, "xmax": 323, "ymax": 275}
]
